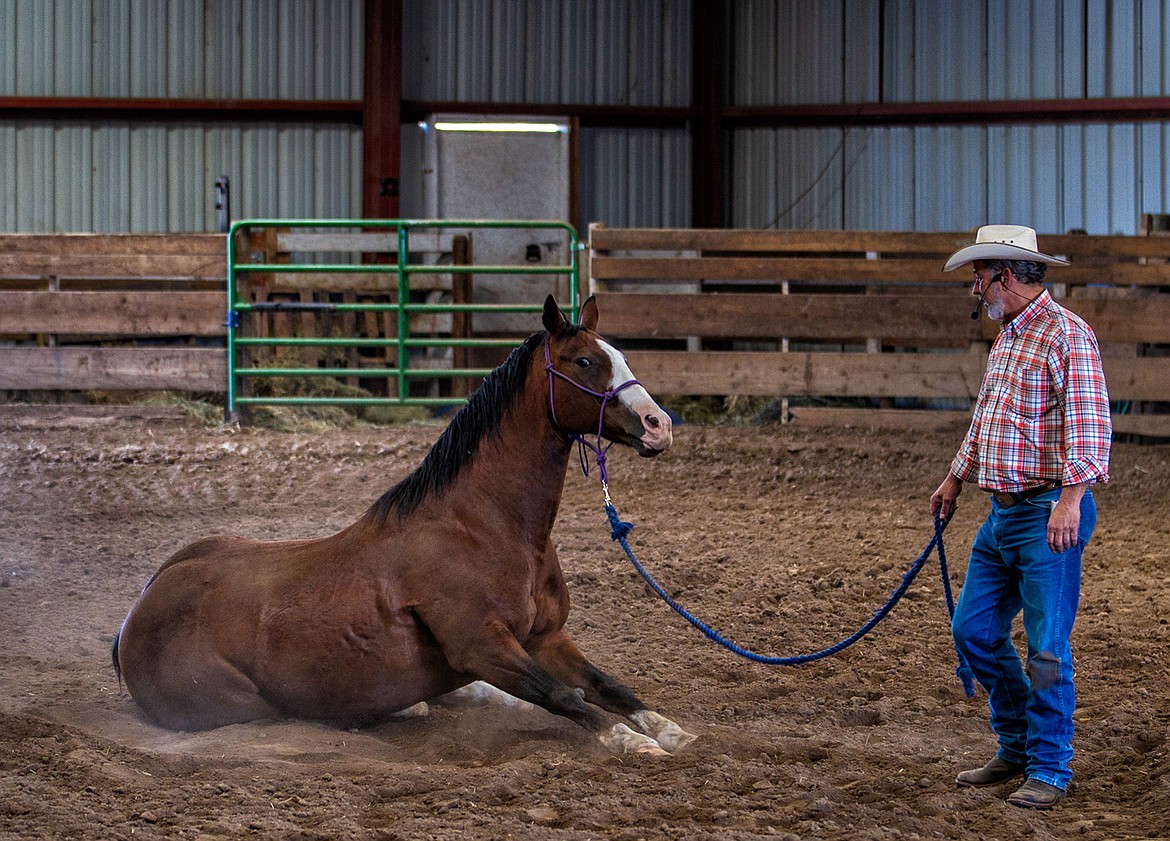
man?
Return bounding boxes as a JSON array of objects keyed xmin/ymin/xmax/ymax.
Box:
[{"xmin": 930, "ymin": 225, "xmax": 1112, "ymax": 809}]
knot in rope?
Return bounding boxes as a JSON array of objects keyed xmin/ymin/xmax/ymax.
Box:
[{"xmin": 605, "ymin": 502, "xmax": 634, "ymax": 541}]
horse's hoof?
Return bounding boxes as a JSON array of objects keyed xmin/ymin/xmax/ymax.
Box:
[
  {"xmin": 600, "ymin": 723, "xmax": 669, "ymax": 756},
  {"xmin": 391, "ymin": 701, "xmax": 429, "ymax": 719},
  {"xmin": 629, "ymin": 710, "xmax": 697, "ymax": 753},
  {"xmin": 655, "ymin": 726, "xmax": 698, "ymax": 753}
]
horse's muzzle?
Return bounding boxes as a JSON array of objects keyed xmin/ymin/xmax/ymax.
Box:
[{"xmin": 633, "ymin": 404, "xmax": 672, "ymax": 455}]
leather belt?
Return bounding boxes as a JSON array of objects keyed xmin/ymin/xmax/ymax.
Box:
[{"xmin": 987, "ymin": 483, "xmax": 1061, "ymax": 508}]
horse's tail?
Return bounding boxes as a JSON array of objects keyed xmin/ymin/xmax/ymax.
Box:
[{"xmin": 111, "ymin": 631, "xmax": 123, "ymax": 689}]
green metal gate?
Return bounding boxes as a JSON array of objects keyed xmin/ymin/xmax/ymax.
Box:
[{"xmin": 226, "ymin": 219, "xmax": 580, "ymax": 420}]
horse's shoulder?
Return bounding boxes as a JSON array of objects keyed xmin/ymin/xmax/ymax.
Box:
[
  {"xmin": 149, "ymin": 535, "xmax": 258, "ymax": 576},
  {"xmin": 170, "ymin": 534, "xmax": 260, "ymax": 559}
]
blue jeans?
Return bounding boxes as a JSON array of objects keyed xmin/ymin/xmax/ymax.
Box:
[{"xmin": 951, "ymin": 488, "xmax": 1096, "ymax": 790}]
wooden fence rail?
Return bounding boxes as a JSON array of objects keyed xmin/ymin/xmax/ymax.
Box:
[
  {"xmin": 4, "ymin": 228, "xmax": 1169, "ymax": 436},
  {"xmin": 0, "ymin": 234, "xmax": 227, "ymax": 393},
  {"xmin": 0, "ymin": 230, "xmax": 468, "ymax": 397},
  {"xmin": 588, "ymin": 224, "xmax": 1170, "ymax": 435}
]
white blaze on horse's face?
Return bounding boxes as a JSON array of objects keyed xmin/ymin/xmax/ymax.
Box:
[{"xmin": 598, "ymin": 338, "xmax": 673, "ymax": 453}]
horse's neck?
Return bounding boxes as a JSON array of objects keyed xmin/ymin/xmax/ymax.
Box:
[{"xmin": 468, "ymin": 372, "xmax": 574, "ymax": 542}]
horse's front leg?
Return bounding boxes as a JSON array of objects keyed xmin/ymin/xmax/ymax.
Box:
[
  {"xmin": 442, "ymin": 621, "xmax": 669, "ymax": 756},
  {"xmin": 530, "ymin": 631, "xmax": 697, "ymax": 753}
]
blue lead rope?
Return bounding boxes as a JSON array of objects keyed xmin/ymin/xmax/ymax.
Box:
[{"xmin": 605, "ymin": 502, "xmax": 976, "ymax": 697}]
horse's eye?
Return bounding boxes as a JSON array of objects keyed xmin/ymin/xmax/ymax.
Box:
[{"xmin": 575, "ymin": 357, "xmax": 593, "ymax": 369}]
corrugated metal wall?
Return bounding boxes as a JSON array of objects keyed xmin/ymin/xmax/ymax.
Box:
[
  {"xmin": 732, "ymin": 0, "xmax": 1170, "ymax": 234},
  {"xmin": 0, "ymin": 0, "xmax": 363, "ymax": 232},
  {"xmin": 5, "ymin": 0, "xmax": 1170, "ymax": 233},
  {"xmin": 399, "ymin": 0, "xmax": 694, "ymax": 228},
  {"xmin": 402, "ymin": 0, "xmax": 690, "ymax": 105}
]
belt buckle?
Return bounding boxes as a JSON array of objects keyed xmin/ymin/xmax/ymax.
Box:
[{"xmin": 992, "ymin": 490, "xmax": 1019, "ymax": 507}]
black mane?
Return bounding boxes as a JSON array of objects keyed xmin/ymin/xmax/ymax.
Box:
[{"xmin": 368, "ymin": 329, "xmax": 561, "ymax": 523}]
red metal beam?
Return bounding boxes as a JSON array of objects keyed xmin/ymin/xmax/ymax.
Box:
[
  {"xmin": 10, "ymin": 95, "xmax": 1170, "ymax": 132},
  {"xmin": 724, "ymin": 97, "xmax": 1170, "ymax": 128},
  {"xmin": 0, "ymin": 95, "xmax": 692, "ymax": 130},
  {"xmin": 363, "ymin": 0, "xmax": 402, "ymax": 219},
  {"xmin": 0, "ymin": 96, "xmax": 361, "ymax": 123},
  {"xmin": 400, "ymin": 100, "xmax": 693, "ymax": 129}
]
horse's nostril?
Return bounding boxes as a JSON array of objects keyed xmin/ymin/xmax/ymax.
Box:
[{"xmin": 645, "ymin": 415, "xmax": 660, "ymax": 429}]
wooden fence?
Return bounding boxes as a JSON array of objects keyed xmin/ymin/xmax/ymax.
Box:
[
  {"xmin": 0, "ymin": 230, "xmax": 468, "ymax": 398},
  {"xmin": 587, "ymin": 224, "xmax": 1170, "ymax": 435},
  {"xmin": 4, "ymin": 228, "xmax": 1169, "ymax": 435},
  {"xmin": 0, "ymin": 234, "xmax": 226, "ymax": 391}
]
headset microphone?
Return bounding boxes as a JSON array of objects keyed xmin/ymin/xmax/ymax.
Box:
[{"xmin": 969, "ymin": 273, "xmax": 1002, "ymax": 320}]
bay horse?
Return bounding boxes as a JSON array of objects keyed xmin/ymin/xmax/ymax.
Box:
[{"xmin": 113, "ymin": 295, "xmax": 695, "ymax": 756}]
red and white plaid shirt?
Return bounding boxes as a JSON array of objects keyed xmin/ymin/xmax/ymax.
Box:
[{"xmin": 952, "ymin": 289, "xmax": 1112, "ymax": 492}]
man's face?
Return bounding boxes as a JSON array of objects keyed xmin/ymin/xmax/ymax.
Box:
[{"xmin": 971, "ymin": 263, "xmax": 1006, "ymax": 321}]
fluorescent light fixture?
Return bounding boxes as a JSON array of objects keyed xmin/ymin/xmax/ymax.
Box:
[{"xmin": 432, "ymin": 121, "xmax": 566, "ymax": 133}]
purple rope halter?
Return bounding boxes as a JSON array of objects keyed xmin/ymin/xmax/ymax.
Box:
[{"xmin": 544, "ymin": 339, "xmax": 641, "ymax": 487}]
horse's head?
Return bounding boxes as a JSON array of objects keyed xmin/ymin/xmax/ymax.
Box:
[{"xmin": 542, "ymin": 295, "xmax": 672, "ymax": 456}]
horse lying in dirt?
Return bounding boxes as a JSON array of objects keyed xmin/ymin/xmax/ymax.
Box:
[{"xmin": 114, "ymin": 295, "xmax": 695, "ymax": 756}]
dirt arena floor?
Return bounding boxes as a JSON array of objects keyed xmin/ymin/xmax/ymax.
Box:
[{"xmin": 2, "ymin": 404, "xmax": 1168, "ymax": 840}]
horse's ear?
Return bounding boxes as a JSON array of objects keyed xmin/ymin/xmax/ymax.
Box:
[
  {"xmin": 579, "ymin": 295, "xmax": 599, "ymax": 331},
  {"xmin": 542, "ymin": 294, "xmax": 568, "ymax": 336}
]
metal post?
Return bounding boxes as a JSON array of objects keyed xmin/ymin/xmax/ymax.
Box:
[{"xmin": 214, "ymin": 177, "xmax": 231, "ymax": 233}]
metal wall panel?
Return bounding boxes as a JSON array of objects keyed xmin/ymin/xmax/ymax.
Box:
[
  {"xmin": 843, "ymin": 0, "xmax": 881, "ymax": 101},
  {"xmin": 0, "ymin": 3, "xmax": 15, "ymax": 96},
  {"xmin": 913, "ymin": 3, "xmax": 985, "ymax": 102},
  {"xmin": 987, "ymin": 124, "xmax": 1063, "ymax": 235},
  {"xmin": 913, "ymin": 126, "xmax": 987, "ymax": 231},
  {"xmin": 732, "ymin": 128, "xmax": 845, "ymax": 229},
  {"xmin": 0, "ymin": 121, "xmax": 360, "ymax": 232},
  {"xmin": 733, "ymin": 0, "xmax": 860, "ymax": 105},
  {"xmin": 15, "ymin": 124, "xmax": 53, "ymax": 229},
  {"xmin": 93, "ymin": 125, "xmax": 132, "ymax": 230},
  {"xmin": 2, "ymin": 0, "xmax": 362, "ymax": 232},
  {"xmin": 731, "ymin": 0, "xmax": 776, "ymax": 105},
  {"xmin": 53, "ymin": 125, "xmax": 92, "ymax": 231},
  {"xmin": 1102, "ymin": 0, "xmax": 1138, "ymax": 97},
  {"xmin": 93, "ymin": 0, "xmax": 131, "ymax": 97},
  {"xmin": 726, "ymin": 1, "xmax": 1170, "ymax": 234},
  {"xmin": 8, "ymin": 1, "xmax": 1170, "ymax": 235},
  {"xmin": 2, "ymin": 0, "xmax": 361, "ymax": 99},
  {"xmin": 578, "ymin": 127, "xmax": 691, "ymax": 227},
  {"xmin": 559, "ymin": 0, "xmax": 596, "ymax": 102},
  {"xmin": 0, "ymin": 125, "xmax": 15, "ymax": 230},
  {"xmin": 1140, "ymin": 0, "xmax": 1170, "ymax": 95},
  {"xmin": 1060, "ymin": 123, "xmax": 1140, "ymax": 235},
  {"xmin": 736, "ymin": 119, "xmax": 1170, "ymax": 235},
  {"xmin": 843, "ymin": 127, "xmax": 917, "ymax": 231},
  {"xmin": 988, "ymin": 0, "xmax": 1071, "ymax": 100},
  {"xmin": 1141, "ymin": 123, "xmax": 1170, "ymax": 215},
  {"xmin": 402, "ymin": 0, "xmax": 691, "ymax": 106},
  {"xmin": 400, "ymin": 0, "xmax": 691, "ymax": 229},
  {"xmin": 730, "ymin": 0, "xmax": 1168, "ymax": 105}
]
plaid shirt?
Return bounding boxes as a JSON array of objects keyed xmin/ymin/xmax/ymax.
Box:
[{"xmin": 952, "ymin": 289, "xmax": 1112, "ymax": 492}]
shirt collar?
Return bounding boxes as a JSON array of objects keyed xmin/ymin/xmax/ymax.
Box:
[{"xmin": 1000, "ymin": 288, "xmax": 1051, "ymax": 339}]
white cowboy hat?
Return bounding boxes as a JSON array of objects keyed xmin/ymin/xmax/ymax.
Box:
[{"xmin": 943, "ymin": 224, "xmax": 1069, "ymax": 272}]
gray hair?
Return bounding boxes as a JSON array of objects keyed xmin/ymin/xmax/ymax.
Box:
[{"xmin": 986, "ymin": 259, "xmax": 1047, "ymax": 285}]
